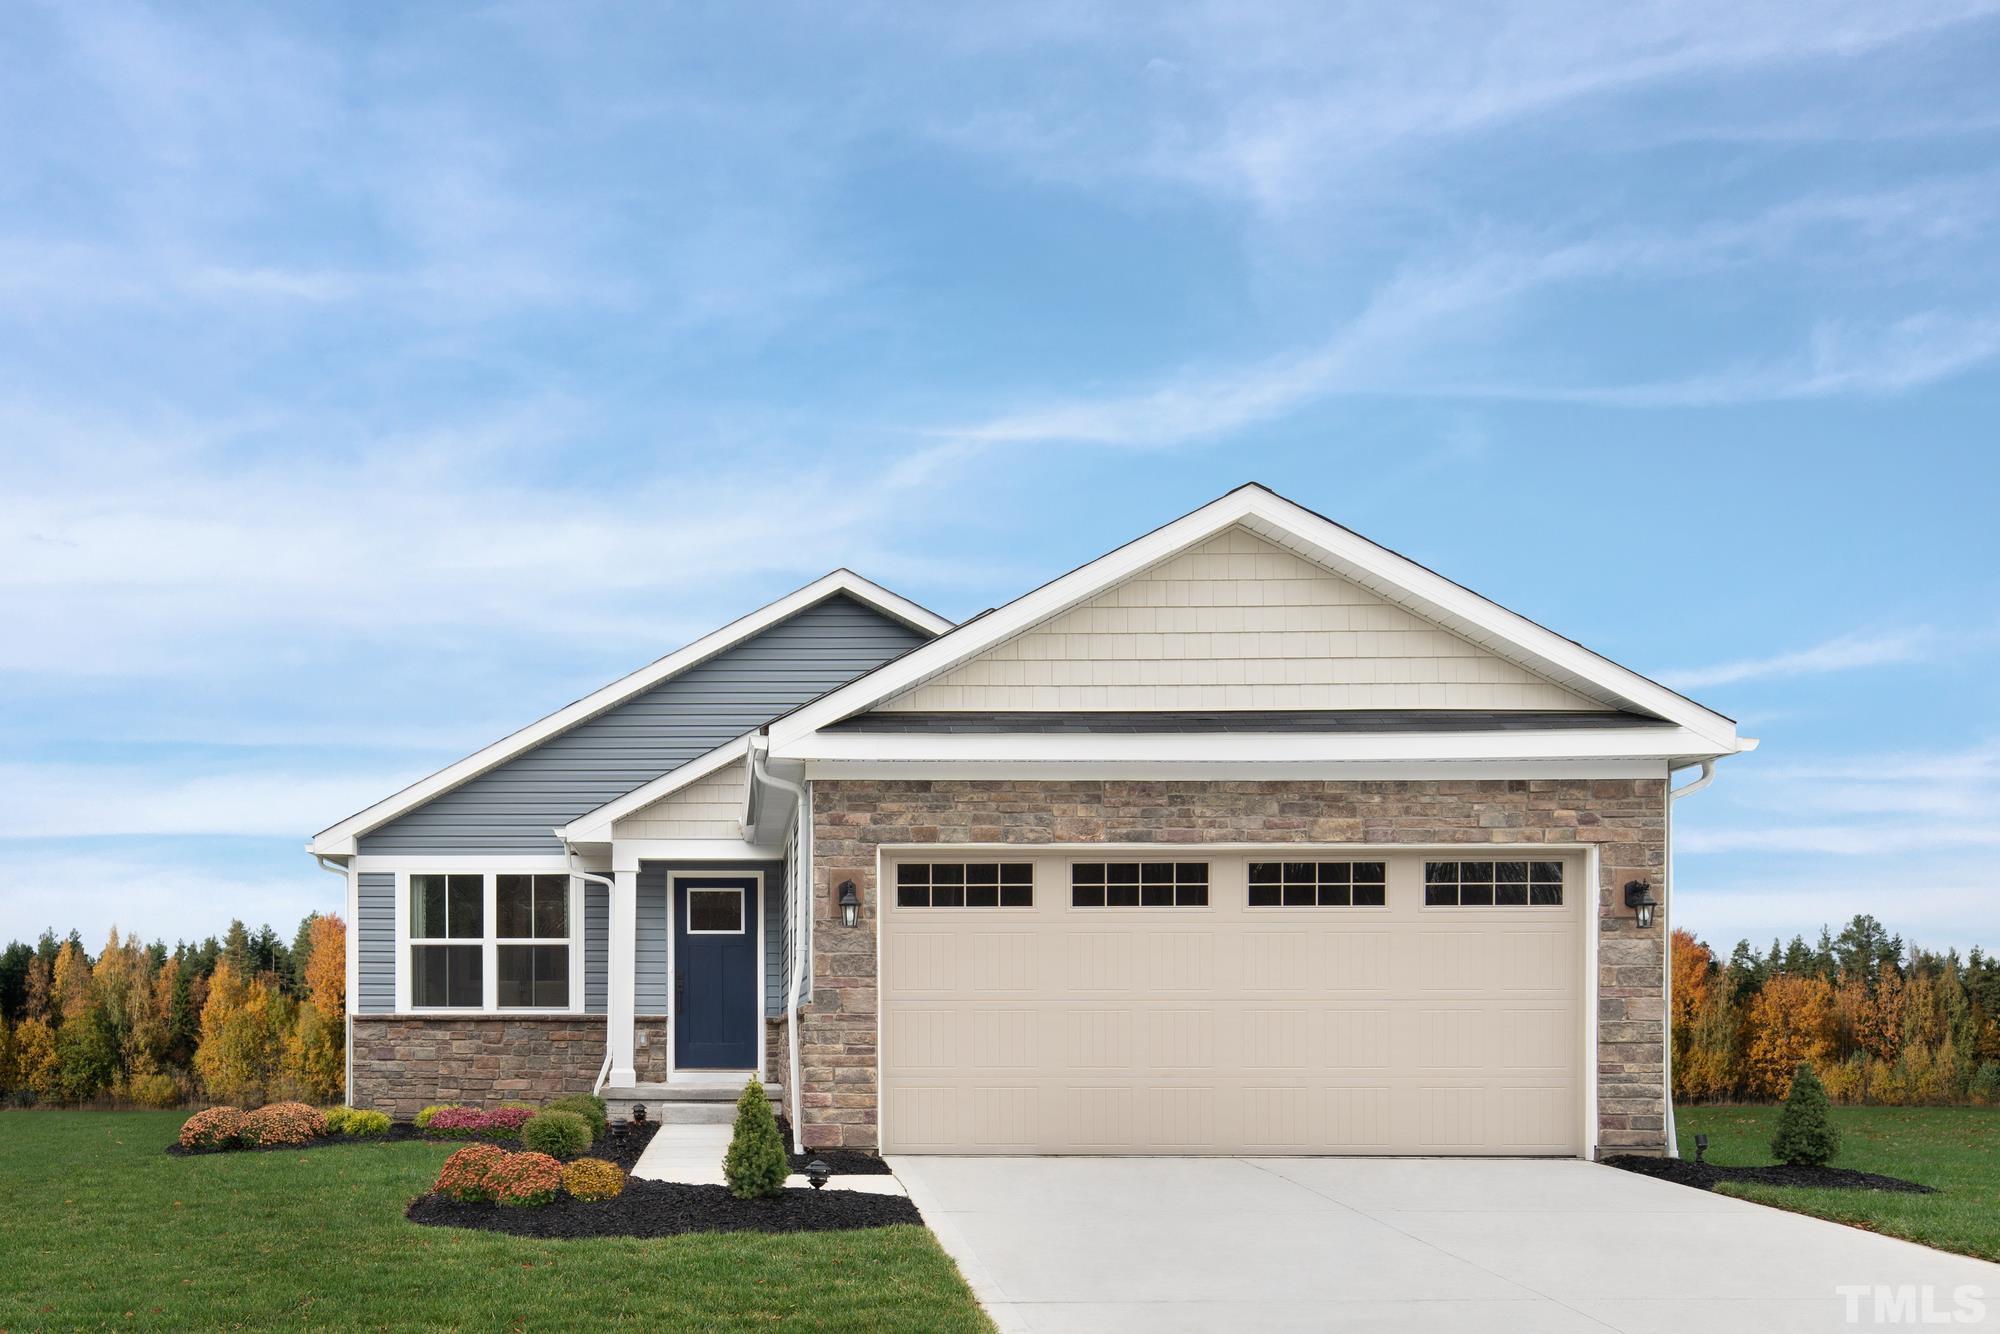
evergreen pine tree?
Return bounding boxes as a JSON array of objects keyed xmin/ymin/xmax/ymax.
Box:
[
  {"xmin": 722, "ymin": 1079, "xmax": 789, "ymax": 1199},
  {"xmin": 1770, "ymin": 1061, "xmax": 1841, "ymax": 1166}
]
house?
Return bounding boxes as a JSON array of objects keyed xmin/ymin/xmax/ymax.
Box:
[{"xmin": 308, "ymin": 483, "xmax": 1753, "ymax": 1158}]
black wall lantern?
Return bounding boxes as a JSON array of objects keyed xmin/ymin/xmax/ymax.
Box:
[
  {"xmin": 1624, "ymin": 879, "xmax": 1658, "ymax": 929},
  {"xmin": 838, "ymin": 879, "xmax": 860, "ymax": 929}
]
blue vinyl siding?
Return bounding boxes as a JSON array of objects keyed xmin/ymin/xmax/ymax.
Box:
[
  {"xmin": 356, "ymin": 872, "xmax": 395, "ymax": 1013},
  {"xmin": 584, "ymin": 881, "xmax": 608, "ymax": 1015},
  {"xmin": 358, "ymin": 595, "xmax": 925, "ymax": 855}
]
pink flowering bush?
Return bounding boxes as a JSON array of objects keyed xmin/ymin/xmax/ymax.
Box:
[
  {"xmin": 420, "ymin": 1105, "xmax": 535, "ymax": 1142},
  {"xmin": 433, "ymin": 1144, "xmax": 508, "ymax": 1202},
  {"xmin": 178, "ymin": 1106, "xmax": 246, "ymax": 1150},
  {"xmin": 486, "ymin": 1151, "xmax": 563, "ymax": 1207}
]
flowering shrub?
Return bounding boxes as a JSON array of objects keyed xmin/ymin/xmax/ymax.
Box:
[
  {"xmin": 241, "ymin": 1101, "xmax": 329, "ymax": 1146},
  {"xmin": 325, "ymin": 1106, "xmax": 391, "ymax": 1137},
  {"xmin": 561, "ymin": 1157, "xmax": 624, "ymax": 1202},
  {"xmin": 433, "ymin": 1144, "xmax": 508, "ymax": 1202},
  {"xmin": 422, "ymin": 1106, "xmax": 535, "ymax": 1141},
  {"xmin": 127, "ymin": 1072, "xmax": 182, "ymax": 1109},
  {"xmin": 179, "ymin": 1106, "xmax": 246, "ymax": 1150},
  {"xmin": 487, "ymin": 1151, "xmax": 563, "ymax": 1207},
  {"xmin": 415, "ymin": 1103, "xmax": 461, "ymax": 1129}
]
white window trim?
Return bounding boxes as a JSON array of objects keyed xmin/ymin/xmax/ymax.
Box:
[
  {"xmin": 684, "ymin": 886, "xmax": 747, "ymax": 935},
  {"xmin": 393, "ymin": 870, "xmax": 584, "ymax": 1015}
]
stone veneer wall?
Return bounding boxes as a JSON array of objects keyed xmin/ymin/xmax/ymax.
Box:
[
  {"xmin": 354, "ymin": 1013, "xmax": 784, "ymax": 1117},
  {"xmin": 803, "ymin": 777, "xmax": 1667, "ymax": 1153},
  {"xmin": 351, "ymin": 1016, "xmax": 606, "ymax": 1119}
]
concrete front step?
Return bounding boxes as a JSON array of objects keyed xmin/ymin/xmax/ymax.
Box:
[{"xmin": 603, "ymin": 1081, "xmax": 783, "ymax": 1125}]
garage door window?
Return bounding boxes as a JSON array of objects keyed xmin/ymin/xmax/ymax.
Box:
[
  {"xmin": 1424, "ymin": 860, "xmax": 1564, "ymax": 907},
  {"xmin": 895, "ymin": 862, "xmax": 1034, "ymax": 908},
  {"xmin": 1248, "ymin": 861, "xmax": 1387, "ymax": 907},
  {"xmin": 1071, "ymin": 861, "xmax": 1208, "ymax": 908}
]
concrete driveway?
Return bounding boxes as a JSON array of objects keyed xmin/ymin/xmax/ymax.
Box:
[{"xmin": 891, "ymin": 1156, "xmax": 2000, "ymax": 1333}]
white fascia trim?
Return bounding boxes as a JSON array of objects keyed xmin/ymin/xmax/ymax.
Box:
[
  {"xmin": 802, "ymin": 758, "xmax": 1672, "ymax": 781},
  {"xmin": 612, "ymin": 837, "xmax": 775, "ymax": 873},
  {"xmin": 353, "ymin": 854, "xmax": 579, "ymax": 873},
  {"xmin": 310, "ymin": 571, "xmax": 949, "ymax": 856},
  {"xmin": 560, "ymin": 733, "xmax": 754, "ymax": 843},
  {"xmin": 766, "ymin": 484, "xmax": 1744, "ymax": 754},
  {"xmin": 779, "ymin": 724, "xmax": 1729, "ymax": 765}
]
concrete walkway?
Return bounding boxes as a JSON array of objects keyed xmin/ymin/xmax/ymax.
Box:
[
  {"xmin": 629, "ymin": 1123, "xmax": 908, "ymax": 1195},
  {"xmin": 891, "ymin": 1156, "xmax": 2000, "ymax": 1333}
]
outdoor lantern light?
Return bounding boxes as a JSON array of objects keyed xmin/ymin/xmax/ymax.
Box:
[
  {"xmin": 805, "ymin": 1158, "xmax": 831, "ymax": 1190},
  {"xmin": 838, "ymin": 879, "xmax": 860, "ymax": 928},
  {"xmin": 630, "ymin": 1103, "xmax": 647, "ymax": 1127},
  {"xmin": 1624, "ymin": 879, "xmax": 1659, "ymax": 929},
  {"xmin": 1694, "ymin": 1133, "xmax": 1709, "ymax": 1164}
]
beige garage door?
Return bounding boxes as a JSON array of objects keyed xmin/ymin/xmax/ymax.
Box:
[{"xmin": 879, "ymin": 850, "xmax": 1585, "ymax": 1155}]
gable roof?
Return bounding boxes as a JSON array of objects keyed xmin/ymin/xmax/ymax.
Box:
[
  {"xmin": 765, "ymin": 484, "xmax": 1748, "ymax": 761},
  {"xmin": 309, "ymin": 571, "xmax": 949, "ymax": 856}
]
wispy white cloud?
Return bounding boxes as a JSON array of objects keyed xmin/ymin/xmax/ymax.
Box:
[
  {"xmin": 0, "ymin": 763, "xmax": 399, "ymax": 840},
  {"xmin": 1660, "ymin": 628, "xmax": 1938, "ymax": 690}
]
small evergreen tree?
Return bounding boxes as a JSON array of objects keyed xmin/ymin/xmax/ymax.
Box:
[
  {"xmin": 1770, "ymin": 1060, "xmax": 1841, "ymax": 1166},
  {"xmin": 722, "ymin": 1078, "xmax": 789, "ymax": 1200}
]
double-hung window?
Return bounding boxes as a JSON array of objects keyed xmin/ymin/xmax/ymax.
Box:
[{"xmin": 409, "ymin": 872, "xmax": 573, "ymax": 1010}]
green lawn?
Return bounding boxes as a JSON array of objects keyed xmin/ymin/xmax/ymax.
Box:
[
  {"xmin": 1675, "ymin": 1104, "xmax": 2000, "ymax": 1263},
  {"xmin": 0, "ymin": 1112, "xmax": 992, "ymax": 1331}
]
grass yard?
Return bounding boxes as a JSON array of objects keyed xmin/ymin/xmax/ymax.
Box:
[
  {"xmin": 1675, "ymin": 1104, "xmax": 2000, "ymax": 1263},
  {"xmin": 0, "ymin": 1112, "xmax": 992, "ymax": 1331}
]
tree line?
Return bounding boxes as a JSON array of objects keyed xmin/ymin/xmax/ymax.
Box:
[
  {"xmin": 1674, "ymin": 914, "xmax": 2000, "ymax": 1104},
  {"xmin": 0, "ymin": 915, "xmax": 346, "ymax": 1108}
]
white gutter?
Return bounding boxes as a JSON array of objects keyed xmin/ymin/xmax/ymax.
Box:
[
  {"xmin": 313, "ymin": 855, "xmax": 353, "ymax": 1104},
  {"xmin": 1661, "ymin": 759, "xmax": 1720, "ymax": 1158},
  {"xmin": 751, "ymin": 738, "xmax": 810, "ymax": 1156},
  {"xmin": 555, "ymin": 832, "xmax": 619, "ymax": 1095}
]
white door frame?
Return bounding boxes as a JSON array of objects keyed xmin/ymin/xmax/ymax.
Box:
[{"xmin": 666, "ymin": 868, "xmax": 767, "ymax": 1079}]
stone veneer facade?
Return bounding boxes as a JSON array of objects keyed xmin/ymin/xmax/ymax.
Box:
[
  {"xmin": 802, "ymin": 777, "xmax": 1668, "ymax": 1154},
  {"xmin": 352, "ymin": 1013, "xmax": 787, "ymax": 1117}
]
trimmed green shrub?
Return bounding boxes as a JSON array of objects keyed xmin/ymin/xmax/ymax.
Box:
[
  {"xmin": 520, "ymin": 1109, "xmax": 591, "ymax": 1159},
  {"xmin": 723, "ymin": 1079, "xmax": 787, "ymax": 1200},
  {"xmin": 545, "ymin": 1092, "xmax": 608, "ymax": 1139},
  {"xmin": 487, "ymin": 1150, "xmax": 563, "ymax": 1206},
  {"xmin": 561, "ymin": 1156, "xmax": 625, "ymax": 1201},
  {"xmin": 127, "ymin": 1072, "xmax": 181, "ymax": 1109},
  {"xmin": 1771, "ymin": 1060, "xmax": 1841, "ymax": 1166},
  {"xmin": 326, "ymin": 1106, "xmax": 391, "ymax": 1137},
  {"xmin": 415, "ymin": 1103, "xmax": 461, "ymax": 1130},
  {"xmin": 178, "ymin": 1105, "xmax": 245, "ymax": 1150}
]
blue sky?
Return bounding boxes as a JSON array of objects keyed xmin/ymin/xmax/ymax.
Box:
[{"xmin": 2, "ymin": 2, "xmax": 1997, "ymax": 957}]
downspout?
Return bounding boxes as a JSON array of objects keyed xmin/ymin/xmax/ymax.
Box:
[
  {"xmin": 555, "ymin": 832, "xmax": 619, "ymax": 1095},
  {"xmin": 751, "ymin": 737, "xmax": 810, "ymax": 1156},
  {"xmin": 1662, "ymin": 759, "xmax": 1718, "ymax": 1158},
  {"xmin": 313, "ymin": 855, "xmax": 353, "ymax": 1105}
]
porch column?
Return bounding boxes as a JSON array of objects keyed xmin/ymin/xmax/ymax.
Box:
[{"xmin": 607, "ymin": 868, "xmax": 638, "ymax": 1086}]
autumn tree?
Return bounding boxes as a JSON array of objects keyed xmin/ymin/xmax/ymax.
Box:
[{"xmin": 1744, "ymin": 974, "xmax": 1836, "ymax": 1098}]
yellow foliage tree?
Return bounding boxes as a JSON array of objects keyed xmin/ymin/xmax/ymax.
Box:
[
  {"xmin": 1744, "ymin": 974, "xmax": 1835, "ymax": 1098},
  {"xmin": 51, "ymin": 941, "xmax": 93, "ymax": 1023},
  {"xmin": 193, "ymin": 960, "xmax": 287, "ymax": 1103},
  {"xmin": 282, "ymin": 915, "xmax": 347, "ymax": 1102},
  {"xmin": 15, "ymin": 1018, "xmax": 61, "ymax": 1100}
]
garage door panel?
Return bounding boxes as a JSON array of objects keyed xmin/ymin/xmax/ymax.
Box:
[{"xmin": 881, "ymin": 850, "xmax": 1584, "ymax": 1155}]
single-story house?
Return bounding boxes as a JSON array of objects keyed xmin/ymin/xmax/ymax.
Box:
[{"xmin": 309, "ymin": 483, "xmax": 1753, "ymax": 1158}]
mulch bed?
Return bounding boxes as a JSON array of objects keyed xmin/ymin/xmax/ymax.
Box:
[
  {"xmin": 406, "ymin": 1178, "xmax": 922, "ymax": 1239},
  {"xmin": 167, "ymin": 1119, "xmax": 661, "ymax": 1170},
  {"xmin": 1606, "ymin": 1154, "xmax": 1936, "ymax": 1194},
  {"xmin": 775, "ymin": 1117, "xmax": 893, "ymax": 1176}
]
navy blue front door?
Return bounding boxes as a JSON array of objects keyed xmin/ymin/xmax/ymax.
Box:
[{"xmin": 673, "ymin": 877, "xmax": 759, "ymax": 1069}]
